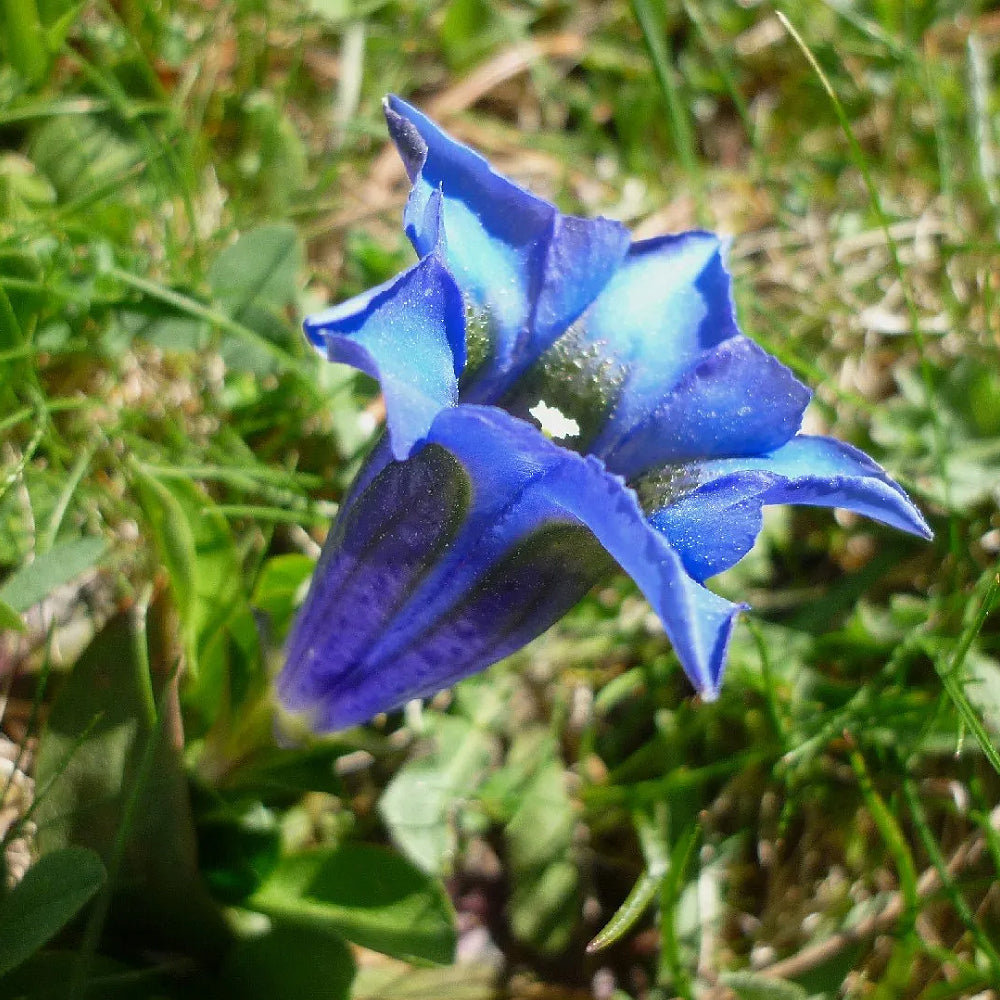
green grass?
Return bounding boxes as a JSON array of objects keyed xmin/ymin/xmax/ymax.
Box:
[{"xmin": 1, "ymin": 1, "xmax": 999, "ymax": 998}]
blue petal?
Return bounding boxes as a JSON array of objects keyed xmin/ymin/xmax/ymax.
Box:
[
  {"xmin": 280, "ymin": 406, "xmax": 743, "ymax": 730},
  {"xmin": 577, "ymin": 231, "xmax": 741, "ymax": 447},
  {"xmin": 648, "ymin": 473, "xmax": 774, "ymax": 582},
  {"xmin": 384, "ymin": 96, "xmax": 630, "ymax": 397},
  {"xmin": 649, "ymin": 435, "xmax": 932, "ymax": 581},
  {"xmin": 278, "ymin": 442, "xmax": 470, "ymax": 723},
  {"xmin": 598, "ymin": 335, "xmax": 812, "ymax": 479},
  {"xmin": 303, "ymin": 190, "xmax": 465, "ymax": 460}
]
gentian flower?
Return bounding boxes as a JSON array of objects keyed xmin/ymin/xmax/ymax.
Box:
[{"xmin": 279, "ymin": 97, "xmax": 931, "ymax": 733}]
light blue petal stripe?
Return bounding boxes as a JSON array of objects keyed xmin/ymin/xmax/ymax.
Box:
[
  {"xmin": 302, "ymin": 191, "xmax": 465, "ymax": 460},
  {"xmin": 384, "ymin": 95, "xmax": 629, "ymax": 398}
]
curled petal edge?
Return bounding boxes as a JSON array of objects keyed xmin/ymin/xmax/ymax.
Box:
[
  {"xmin": 651, "ymin": 434, "xmax": 932, "ymax": 581},
  {"xmin": 303, "ymin": 190, "xmax": 465, "ymax": 459}
]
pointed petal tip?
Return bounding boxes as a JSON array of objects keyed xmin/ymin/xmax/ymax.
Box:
[
  {"xmin": 896, "ymin": 490, "xmax": 933, "ymax": 540},
  {"xmin": 912, "ymin": 511, "xmax": 934, "ymax": 541},
  {"xmin": 697, "ymin": 596, "xmax": 748, "ymax": 695},
  {"xmin": 383, "ymin": 94, "xmax": 427, "ymax": 182}
]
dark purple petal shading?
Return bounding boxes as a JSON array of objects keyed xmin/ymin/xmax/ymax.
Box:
[
  {"xmin": 278, "ymin": 443, "xmax": 470, "ymax": 724},
  {"xmin": 279, "ymin": 406, "xmax": 743, "ymax": 730}
]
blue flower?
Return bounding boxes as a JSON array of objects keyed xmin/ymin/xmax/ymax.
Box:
[{"xmin": 279, "ymin": 97, "xmax": 931, "ymax": 733}]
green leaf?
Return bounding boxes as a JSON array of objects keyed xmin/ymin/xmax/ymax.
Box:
[
  {"xmin": 209, "ymin": 224, "xmax": 302, "ymax": 316},
  {"xmin": 508, "ymin": 859, "xmax": 578, "ymax": 955},
  {"xmin": 133, "ymin": 468, "xmax": 261, "ymax": 723},
  {"xmin": 252, "ymin": 553, "xmax": 314, "ymax": 643},
  {"xmin": 0, "ymin": 0, "xmax": 48, "ymax": 84},
  {"xmin": 352, "ymin": 959, "xmax": 498, "ymax": 1000},
  {"xmin": 439, "ymin": 0, "xmax": 501, "ymax": 71},
  {"xmin": 379, "ymin": 714, "xmax": 493, "ymax": 874},
  {"xmin": 222, "ymin": 923, "xmax": 355, "ymax": 1000},
  {"xmin": 720, "ymin": 971, "xmax": 809, "ymax": 1000},
  {"xmin": 505, "ymin": 754, "xmax": 579, "ymax": 955},
  {"xmin": 249, "ymin": 844, "xmax": 456, "ymax": 965},
  {"xmin": 0, "ymin": 846, "xmax": 106, "ymax": 976},
  {"xmin": 586, "ymin": 868, "xmax": 663, "ymax": 953},
  {"xmin": 33, "ymin": 610, "xmax": 230, "ymax": 960},
  {"xmin": 207, "ymin": 224, "xmax": 303, "ymax": 371},
  {"xmin": 197, "ymin": 801, "xmax": 281, "ymax": 905},
  {"xmin": 114, "ymin": 305, "xmax": 207, "ymax": 352},
  {"xmin": 0, "ymin": 950, "xmax": 145, "ymax": 1000},
  {"xmin": 133, "ymin": 465, "xmax": 198, "ymax": 633},
  {"xmin": 301, "ymin": 0, "xmax": 350, "ymax": 23},
  {"xmin": 217, "ymin": 741, "xmax": 345, "ymax": 803},
  {"xmin": 30, "ymin": 114, "xmax": 141, "ymax": 203},
  {"xmin": 0, "ymin": 599, "xmax": 25, "ymax": 633},
  {"xmin": 0, "ymin": 281, "xmax": 27, "ymax": 355},
  {"xmin": 0, "ymin": 536, "xmax": 106, "ymax": 613},
  {"xmin": 965, "ymin": 651, "xmax": 1000, "ymax": 736}
]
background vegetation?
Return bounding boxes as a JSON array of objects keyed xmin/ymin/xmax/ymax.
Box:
[{"xmin": 1, "ymin": 0, "xmax": 999, "ymax": 997}]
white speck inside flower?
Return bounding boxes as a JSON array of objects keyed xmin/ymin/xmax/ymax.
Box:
[{"xmin": 529, "ymin": 400, "xmax": 580, "ymax": 439}]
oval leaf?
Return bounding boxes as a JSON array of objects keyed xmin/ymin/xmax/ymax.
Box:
[
  {"xmin": 249, "ymin": 844, "xmax": 456, "ymax": 965},
  {"xmin": 0, "ymin": 537, "xmax": 105, "ymax": 613},
  {"xmin": 0, "ymin": 846, "xmax": 106, "ymax": 976}
]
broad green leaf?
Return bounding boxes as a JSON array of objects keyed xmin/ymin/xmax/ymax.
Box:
[
  {"xmin": 508, "ymin": 859, "xmax": 578, "ymax": 955},
  {"xmin": 0, "ymin": 950, "xmax": 144, "ymax": 1000},
  {"xmin": 30, "ymin": 114, "xmax": 141, "ymax": 204},
  {"xmin": 252, "ymin": 553, "xmax": 314, "ymax": 643},
  {"xmin": 208, "ymin": 224, "xmax": 303, "ymax": 371},
  {"xmin": 505, "ymin": 745, "xmax": 576, "ymax": 873},
  {"xmin": 505, "ymin": 754, "xmax": 579, "ymax": 955},
  {"xmin": 232, "ymin": 97, "xmax": 308, "ymax": 216},
  {"xmin": 33, "ymin": 610, "xmax": 230, "ymax": 960},
  {"xmin": 302, "ymin": 0, "xmax": 350, "ymax": 23},
  {"xmin": 209, "ymin": 224, "xmax": 302, "ymax": 316},
  {"xmin": 721, "ymin": 971, "xmax": 809, "ymax": 1000},
  {"xmin": 379, "ymin": 714, "xmax": 493, "ymax": 874},
  {"xmin": 197, "ymin": 801, "xmax": 281, "ymax": 905},
  {"xmin": 439, "ymin": 0, "xmax": 501, "ymax": 71},
  {"xmin": 249, "ymin": 844, "xmax": 456, "ymax": 965},
  {"xmin": 0, "ymin": 846, "xmax": 105, "ymax": 976},
  {"xmin": 0, "ymin": 536, "xmax": 105, "ymax": 613},
  {"xmin": 222, "ymin": 923, "xmax": 354, "ymax": 1000},
  {"xmin": 352, "ymin": 956, "xmax": 498, "ymax": 1000},
  {"xmin": 302, "ymin": 0, "xmax": 389, "ymax": 24},
  {"xmin": 217, "ymin": 741, "xmax": 345, "ymax": 803},
  {"xmin": 114, "ymin": 306, "xmax": 207, "ymax": 352},
  {"xmin": 964, "ymin": 651, "xmax": 1000, "ymax": 736}
]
